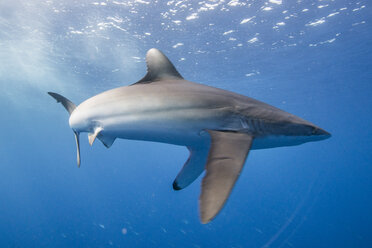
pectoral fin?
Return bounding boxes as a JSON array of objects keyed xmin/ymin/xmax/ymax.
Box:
[
  {"xmin": 199, "ymin": 130, "xmax": 253, "ymax": 224},
  {"xmin": 173, "ymin": 145, "xmax": 210, "ymax": 190}
]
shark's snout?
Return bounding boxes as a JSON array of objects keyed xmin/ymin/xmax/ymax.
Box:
[
  {"xmin": 312, "ymin": 127, "xmax": 331, "ymax": 137},
  {"xmin": 311, "ymin": 127, "xmax": 331, "ymax": 141}
]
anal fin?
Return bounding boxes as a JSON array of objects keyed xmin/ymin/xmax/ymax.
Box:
[
  {"xmin": 88, "ymin": 127, "xmax": 103, "ymax": 146},
  {"xmin": 87, "ymin": 127, "xmax": 115, "ymax": 148}
]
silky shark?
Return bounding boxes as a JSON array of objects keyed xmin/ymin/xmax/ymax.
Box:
[{"xmin": 49, "ymin": 48, "xmax": 330, "ymax": 224}]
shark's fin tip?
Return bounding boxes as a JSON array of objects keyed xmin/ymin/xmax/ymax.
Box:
[
  {"xmin": 200, "ymin": 217, "xmax": 211, "ymax": 224},
  {"xmin": 172, "ymin": 181, "xmax": 182, "ymax": 191}
]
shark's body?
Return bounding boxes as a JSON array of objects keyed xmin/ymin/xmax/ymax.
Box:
[{"xmin": 49, "ymin": 48, "xmax": 330, "ymax": 223}]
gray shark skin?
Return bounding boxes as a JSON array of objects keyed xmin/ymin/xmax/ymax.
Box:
[{"xmin": 49, "ymin": 48, "xmax": 331, "ymax": 224}]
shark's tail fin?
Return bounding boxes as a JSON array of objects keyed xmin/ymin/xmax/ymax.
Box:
[
  {"xmin": 48, "ymin": 92, "xmax": 76, "ymax": 114},
  {"xmin": 48, "ymin": 92, "xmax": 81, "ymax": 167}
]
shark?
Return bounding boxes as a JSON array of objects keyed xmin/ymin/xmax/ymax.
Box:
[{"xmin": 48, "ymin": 48, "xmax": 331, "ymax": 224}]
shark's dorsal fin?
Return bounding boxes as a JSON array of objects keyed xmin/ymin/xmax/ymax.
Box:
[{"xmin": 131, "ymin": 48, "xmax": 183, "ymax": 85}]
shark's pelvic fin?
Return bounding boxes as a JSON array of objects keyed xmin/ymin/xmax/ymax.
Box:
[
  {"xmin": 173, "ymin": 146, "xmax": 210, "ymax": 191},
  {"xmin": 97, "ymin": 135, "xmax": 116, "ymax": 148},
  {"xmin": 88, "ymin": 127, "xmax": 115, "ymax": 148},
  {"xmin": 88, "ymin": 127, "xmax": 103, "ymax": 146},
  {"xmin": 48, "ymin": 92, "xmax": 76, "ymax": 115},
  {"xmin": 132, "ymin": 48, "xmax": 183, "ymax": 85},
  {"xmin": 199, "ymin": 130, "xmax": 253, "ymax": 224}
]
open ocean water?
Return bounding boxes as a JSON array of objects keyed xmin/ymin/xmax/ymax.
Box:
[{"xmin": 0, "ymin": 0, "xmax": 371, "ymax": 247}]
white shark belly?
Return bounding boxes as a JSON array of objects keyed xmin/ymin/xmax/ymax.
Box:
[
  {"xmin": 97, "ymin": 105, "xmax": 310, "ymax": 148},
  {"xmin": 97, "ymin": 108, "xmax": 233, "ymax": 146}
]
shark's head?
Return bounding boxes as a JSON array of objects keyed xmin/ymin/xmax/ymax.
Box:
[
  {"xmin": 275, "ymin": 112, "xmax": 331, "ymax": 144},
  {"xmin": 294, "ymin": 124, "xmax": 331, "ymax": 144},
  {"xmin": 287, "ymin": 124, "xmax": 331, "ymax": 148},
  {"xmin": 282, "ymin": 118, "xmax": 331, "ymax": 144},
  {"xmin": 252, "ymin": 119, "xmax": 331, "ymax": 149}
]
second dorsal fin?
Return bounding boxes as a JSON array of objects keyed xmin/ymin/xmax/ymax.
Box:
[{"xmin": 132, "ymin": 48, "xmax": 183, "ymax": 85}]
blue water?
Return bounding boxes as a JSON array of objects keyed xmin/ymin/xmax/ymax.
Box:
[{"xmin": 0, "ymin": 0, "xmax": 371, "ymax": 247}]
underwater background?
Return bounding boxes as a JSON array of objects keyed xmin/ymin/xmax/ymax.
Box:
[{"xmin": 0, "ymin": 0, "xmax": 371, "ymax": 247}]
